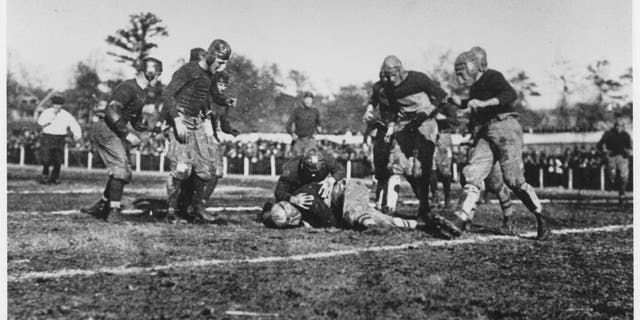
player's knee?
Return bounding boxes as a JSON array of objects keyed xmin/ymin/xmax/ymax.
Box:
[
  {"xmin": 195, "ymin": 170, "xmax": 212, "ymax": 181},
  {"xmin": 111, "ymin": 166, "xmax": 132, "ymax": 183},
  {"xmin": 462, "ymin": 168, "xmax": 483, "ymax": 190},
  {"xmin": 503, "ymin": 173, "xmax": 525, "ymax": 190},
  {"xmin": 172, "ymin": 162, "xmax": 191, "ymax": 180}
]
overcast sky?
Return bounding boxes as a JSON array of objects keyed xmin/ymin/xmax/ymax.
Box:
[{"xmin": 7, "ymin": 0, "xmax": 633, "ymax": 109}]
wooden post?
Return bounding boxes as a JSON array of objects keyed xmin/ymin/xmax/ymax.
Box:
[
  {"xmin": 159, "ymin": 153, "xmax": 165, "ymax": 172},
  {"xmin": 19, "ymin": 145, "xmax": 25, "ymax": 166},
  {"xmin": 346, "ymin": 160, "xmax": 352, "ymax": 179},
  {"xmin": 270, "ymin": 155, "xmax": 276, "ymax": 177},
  {"xmin": 243, "ymin": 157, "xmax": 249, "ymax": 176},
  {"xmin": 63, "ymin": 144, "xmax": 69, "ymax": 168},
  {"xmin": 452, "ymin": 163, "xmax": 458, "ymax": 182},
  {"xmin": 88, "ymin": 152, "xmax": 93, "ymax": 170},
  {"xmin": 223, "ymin": 157, "xmax": 228, "ymax": 176},
  {"xmin": 539, "ymin": 167, "xmax": 544, "ymax": 188},
  {"xmin": 135, "ymin": 150, "xmax": 141, "ymax": 173},
  {"xmin": 600, "ymin": 166, "xmax": 605, "ymax": 191}
]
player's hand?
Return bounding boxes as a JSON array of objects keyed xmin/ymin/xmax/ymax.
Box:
[
  {"xmin": 467, "ymin": 99, "xmax": 486, "ymax": 109},
  {"xmin": 291, "ymin": 133, "xmax": 298, "ymax": 141},
  {"xmin": 125, "ymin": 133, "xmax": 141, "ymax": 147},
  {"xmin": 447, "ymin": 95, "xmax": 462, "ymax": 107},
  {"xmin": 226, "ymin": 97, "xmax": 237, "ymax": 107},
  {"xmin": 318, "ymin": 176, "xmax": 336, "ymax": 199},
  {"xmin": 289, "ymin": 193, "xmax": 314, "ymax": 210},
  {"xmin": 383, "ymin": 124, "xmax": 395, "ymax": 143},
  {"xmin": 363, "ymin": 111, "xmax": 375, "ymax": 123},
  {"xmin": 174, "ymin": 117, "xmax": 188, "ymax": 142}
]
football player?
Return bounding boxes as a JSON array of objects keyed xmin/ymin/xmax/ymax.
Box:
[
  {"xmin": 440, "ymin": 48, "xmax": 550, "ymax": 240},
  {"xmin": 163, "ymin": 39, "xmax": 231, "ymax": 223},
  {"xmin": 260, "ymin": 149, "xmax": 418, "ymax": 231},
  {"xmin": 82, "ymin": 57, "xmax": 163, "ymax": 220}
]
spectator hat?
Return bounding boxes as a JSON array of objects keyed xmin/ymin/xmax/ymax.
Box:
[
  {"xmin": 51, "ymin": 95, "xmax": 65, "ymax": 105},
  {"xmin": 303, "ymin": 91, "xmax": 314, "ymax": 99}
]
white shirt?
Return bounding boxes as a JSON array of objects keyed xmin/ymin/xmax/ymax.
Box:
[{"xmin": 37, "ymin": 108, "xmax": 82, "ymax": 140}]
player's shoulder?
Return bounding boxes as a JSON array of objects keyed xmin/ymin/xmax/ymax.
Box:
[
  {"xmin": 483, "ymin": 69, "xmax": 506, "ymax": 80},
  {"xmin": 281, "ymin": 157, "xmax": 303, "ymax": 177}
]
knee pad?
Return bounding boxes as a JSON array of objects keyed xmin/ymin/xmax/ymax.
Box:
[
  {"xmin": 110, "ymin": 166, "xmax": 132, "ymax": 183},
  {"xmin": 462, "ymin": 166, "xmax": 483, "ymax": 190},
  {"xmin": 172, "ymin": 162, "xmax": 192, "ymax": 181}
]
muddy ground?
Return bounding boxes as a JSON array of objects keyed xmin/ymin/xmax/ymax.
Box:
[{"xmin": 7, "ymin": 167, "xmax": 633, "ymax": 319}]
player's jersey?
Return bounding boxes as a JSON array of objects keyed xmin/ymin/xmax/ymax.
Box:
[
  {"xmin": 387, "ymin": 71, "xmax": 447, "ymax": 120},
  {"xmin": 275, "ymin": 154, "xmax": 345, "ymax": 202},
  {"xmin": 464, "ymin": 69, "xmax": 517, "ymax": 125},
  {"xmin": 368, "ymin": 81, "xmax": 396, "ymax": 126},
  {"xmin": 163, "ymin": 61, "xmax": 211, "ymax": 119},
  {"xmin": 104, "ymin": 79, "xmax": 148, "ymax": 137}
]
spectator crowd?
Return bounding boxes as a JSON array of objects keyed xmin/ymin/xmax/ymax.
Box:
[{"xmin": 7, "ymin": 129, "xmax": 631, "ymax": 191}]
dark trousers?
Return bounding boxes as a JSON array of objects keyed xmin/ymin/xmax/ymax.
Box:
[{"xmin": 40, "ymin": 134, "xmax": 66, "ymax": 181}]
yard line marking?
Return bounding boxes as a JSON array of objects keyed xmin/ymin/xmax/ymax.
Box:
[
  {"xmin": 7, "ymin": 185, "xmax": 269, "ymax": 195},
  {"xmin": 402, "ymin": 199, "xmax": 632, "ymax": 205},
  {"xmin": 8, "ymin": 224, "xmax": 631, "ymax": 282},
  {"xmin": 225, "ymin": 311, "xmax": 279, "ymax": 317},
  {"xmin": 9, "ymin": 206, "xmax": 263, "ymax": 216}
]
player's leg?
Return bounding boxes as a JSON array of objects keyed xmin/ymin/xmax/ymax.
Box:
[
  {"xmin": 489, "ymin": 117, "xmax": 548, "ymax": 240},
  {"xmin": 49, "ymin": 143, "xmax": 64, "ymax": 184},
  {"xmin": 373, "ymin": 132, "xmax": 392, "ymax": 211},
  {"xmin": 414, "ymin": 119, "xmax": 438, "ymax": 220},
  {"xmin": 166, "ymin": 133, "xmax": 193, "ymax": 222},
  {"xmin": 616, "ymin": 156, "xmax": 629, "ymax": 206},
  {"xmin": 39, "ymin": 142, "xmax": 51, "ymax": 184},
  {"xmin": 189, "ymin": 127, "xmax": 214, "ymax": 223},
  {"xmin": 430, "ymin": 149, "xmax": 440, "ymax": 207},
  {"xmin": 485, "ymin": 163, "xmax": 514, "ymax": 234},
  {"xmin": 83, "ymin": 125, "xmax": 132, "ymax": 220},
  {"xmin": 442, "ymin": 138, "xmax": 494, "ymax": 236}
]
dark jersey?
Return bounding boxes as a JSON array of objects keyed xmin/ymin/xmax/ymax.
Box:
[
  {"xmin": 369, "ymin": 81, "xmax": 396, "ymax": 125},
  {"xmin": 104, "ymin": 79, "xmax": 148, "ymax": 137},
  {"xmin": 462, "ymin": 69, "xmax": 517, "ymax": 124},
  {"xmin": 275, "ymin": 154, "xmax": 345, "ymax": 202},
  {"xmin": 163, "ymin": 61, "xmax": 211, "ymax": 119},
  {"xmin": 597, "ymin": 129, "xmax": 632, "ymax": 158},
  {"xmin": 387, "ymin": 71, "xmax": 447, "ymax": 119},
  {"xmin": 286, "ymin": 106, "xmax": 321, "ymax": 138}
]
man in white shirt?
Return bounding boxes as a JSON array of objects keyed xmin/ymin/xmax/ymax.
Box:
[{"xmin": 36, "ymin": 95, "xmax": 82, "ymax": 184}]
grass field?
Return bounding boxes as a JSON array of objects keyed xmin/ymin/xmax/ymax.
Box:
[{"xmin": 7, "ymin": 166, "xmax": 633, "ymax": 319}]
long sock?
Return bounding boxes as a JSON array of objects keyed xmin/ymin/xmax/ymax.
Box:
[
  {"xmin": 167, "ymin": 176, "xmax": 184, "ymax": 210},
  {"xmin": 386, "ymin": 175, "xmax": 402, "ymax": 213},
  {"xmin": 456, "ymin": 184, "xmax": 480, "ymax": 221},
  {"xmin": 109, "ymin": 178, "xmax": 126, "ymax": 203},
  {"xmin": 51, "ymin": 163, "xmax": 62, "ymax": 181},
  {"xmin": 42, "ymin": 164, "xmax": 50, "ymax": 176},
  {"xmin": 203, "ymin": 176, "xmax": 220, "ymax": 206},
  {"xmin": 443, "ymin": 177, "xmax": 451, "ymax": 205},
  {"xmin": 512, "ymin": 183, "xmax": 542, "ymax": 214},
  {"xmin": 191, "ymin": 176, "xmax": 208, "ymax": 212}
]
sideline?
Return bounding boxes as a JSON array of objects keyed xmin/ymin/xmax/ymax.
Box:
[{"xmin": 8, "ymin": 224, "xmax": 632, "ymax": 282}]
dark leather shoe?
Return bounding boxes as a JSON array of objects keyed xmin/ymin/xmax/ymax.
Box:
[
  {"xmin": 81, "ymin": 199, "xmax": 109, "ymax": 220},
  {"xmin": 535, "ymin": 211, "xmax": 551, "ymax": 240}
]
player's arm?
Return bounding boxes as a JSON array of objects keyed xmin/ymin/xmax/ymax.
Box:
[
  {"xmin": 285, "ymin": 110, "xmax": 296, "ymax": 135},
  {"xmin": 420, "ymin": 74, "xmax": 448, "ymax": 109},
  {"xmin": 275, "ymin": 177, "xmax": 296, "ymax": 202},
  {"xmin": 66, "ymin": 111, "xmax": 83, "ymax": 140},
  {"xmin": 325, "ymin": 153, "xmax": 346, "ymax": 181},
  {"xmin": 104, "ymin": 83, "xmax": 136, "ymax": 138},
  {"xmin": 36, "ymin": 109, "xmax": 54, "ymax": 127}
]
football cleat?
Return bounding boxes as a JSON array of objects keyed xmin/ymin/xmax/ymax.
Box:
[
  {"xmin": 81, "ymin": 199, "xmax": 109, "ymax": 220},
  {"xmin": 534, "ymin": 211, "xmax": 551, "ymax": 240}
]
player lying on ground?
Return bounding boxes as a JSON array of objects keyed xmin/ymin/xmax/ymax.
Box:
[{"xmin": 258, "ymin": 149, "xmax": 418, "ymax": 231}]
